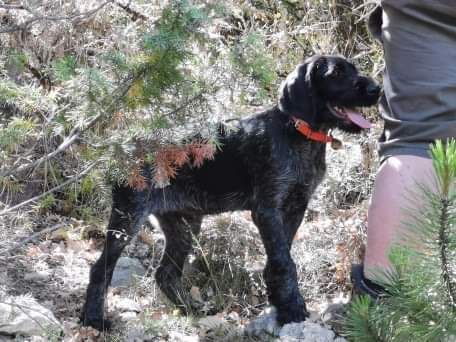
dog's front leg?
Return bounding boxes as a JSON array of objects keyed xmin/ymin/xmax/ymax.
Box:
[{"xmin": 252, "ymin": 207, "xmax": 309, "ymax": 325}]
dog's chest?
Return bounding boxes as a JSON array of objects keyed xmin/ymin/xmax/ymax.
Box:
[{"xmin": 288, "ymin": 142, "xmax": 327, "ymax": 188}]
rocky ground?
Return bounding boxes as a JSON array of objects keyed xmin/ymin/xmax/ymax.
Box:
[{"xmin": 0, "ymin": 128, "xmax": 380, "ymax": 341}]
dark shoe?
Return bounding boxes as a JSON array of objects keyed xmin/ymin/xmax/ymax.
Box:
[
  {"xmin": 321, "ymin": 264, "xmax": 388, "ymax": 334},
  {"xmin": 351, "ymin": 264, "xmax": 387, "ymax": 300}
]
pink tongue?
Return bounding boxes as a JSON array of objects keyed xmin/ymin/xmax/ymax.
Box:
[{"xmin": 345, "ymin": 108, "xmax": 372, "ymax": 129}]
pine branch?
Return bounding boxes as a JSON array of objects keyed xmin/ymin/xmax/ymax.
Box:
[
  {"xmin": 0, "ymin": 101, "xmax": 26, "ymax": 119},
  {"xmin": 345, "ymin": 296, "xmax": 385, "ymax": 342},
  {"xmin": 430, "ymin": 139, "xmax": 456, "ymax": 312},
  {"xmin": 437, "ymin": 190, "xmax": 456, "ymax": 311},
  {"xmin": 0, "ymin": 66, "xmax": 146, "ymax": 178}
]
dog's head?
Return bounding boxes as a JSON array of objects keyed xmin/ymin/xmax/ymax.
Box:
[{"xmin": 278, "ymin": 55, "xmax": 381, "ymax": 133}]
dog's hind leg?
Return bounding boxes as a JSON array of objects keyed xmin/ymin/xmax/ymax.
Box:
[
  {"xmin": 154, "ymin": 212, "xmax": 202, "ymax": 312},
  {"xmin": 81, "ymin": 185, "xmax": 149, "ymax": 330}
]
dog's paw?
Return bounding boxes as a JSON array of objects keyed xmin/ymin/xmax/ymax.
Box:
[
  {"xmin": 80, "ymin": 314, "xmax": 112, "ymax": 331},
  {"xmin": 276, "ymin": 304, "xmax": 309, "ymax": 325}
]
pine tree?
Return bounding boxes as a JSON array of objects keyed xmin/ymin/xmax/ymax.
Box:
[
  {"xmin": 0, "ymin": 0, "xmax": 381, "ymax": 222},
  {"xmin": 345, "ymin": 139, "xmax": 456, "ymax": 341}
]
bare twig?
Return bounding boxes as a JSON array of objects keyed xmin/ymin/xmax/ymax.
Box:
[
  {"xmin": 1, "ymin": 222, "xmax": 67, "ymax": 255},
  {"xmin": 0, "ymin": 3, "xmax": 27, "ymax": 10},
  {"xmin": 0, "ymin": 162, "xmax": 97, "ymax": 216},
  {"xmin": 0, "ymin": 123, "xmax": 85, "ymax": 178},
  {"xmin": 114, "ymin": 0, "xmax": 148, "ymax": 21},
  {"xmin": 0, "ymin": 0, "xmax": 114, "ymax": 34}
]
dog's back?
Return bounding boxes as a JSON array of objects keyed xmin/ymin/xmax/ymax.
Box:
[{"xmin": 147, "ymin": 107, "xmax": 325, "ymax": 215}]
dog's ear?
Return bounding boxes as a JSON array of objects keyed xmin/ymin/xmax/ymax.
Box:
[{"xmin": 278, "ymin": 58, "xmax": 321, "ymax": 125}]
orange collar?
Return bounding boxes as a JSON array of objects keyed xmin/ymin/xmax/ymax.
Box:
[{"xmin": 291, "ymin": 116, "xmax": 342, "ymax": 149}]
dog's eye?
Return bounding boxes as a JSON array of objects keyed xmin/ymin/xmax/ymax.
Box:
[
  {"xmin": 316, "ymin": 62, "xmax": 327, "ymax": 74},
  {"xmin": 331, "ymin": 68, "xmax": 341, "ymax": 78}
]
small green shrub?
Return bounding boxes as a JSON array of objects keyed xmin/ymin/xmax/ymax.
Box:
[{"xmin": 345, "ymin": 139, "xmax": 456, "ymax": 341}]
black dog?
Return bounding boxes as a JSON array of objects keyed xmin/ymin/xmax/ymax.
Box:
[{"xmin": 81, "ymin": 55, "xmax": 380, "ymax": 330}]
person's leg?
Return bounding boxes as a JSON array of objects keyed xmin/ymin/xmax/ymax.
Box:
[
  {"xmin": 361, "ymin": 0, "xmax": 456, "ymax": 285},
  {"xmin": 363, "ymin": 154, "xmax": 435, "ymax": 280}
]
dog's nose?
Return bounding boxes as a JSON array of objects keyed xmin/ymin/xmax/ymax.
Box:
[{"xmin": 367, "ymin": 84, "xmax": 381, "ymax": 96}]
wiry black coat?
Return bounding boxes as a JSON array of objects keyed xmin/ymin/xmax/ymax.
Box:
[{"xmin": 81, "ymin": 55, "xmax": 381, "ymax": 330}]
